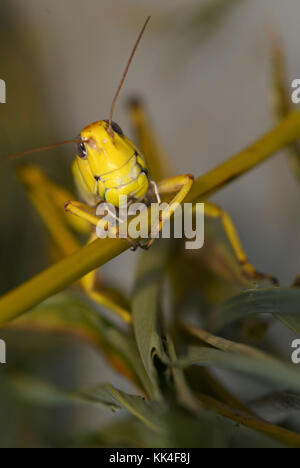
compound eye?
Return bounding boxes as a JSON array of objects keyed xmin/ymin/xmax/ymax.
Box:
[
  {"xmin": 77, "ymin": 141, "xmax": 88, "ymax": 159},
  {"xmin": 104, "ymin": 120, "xmax": 123, "ymax": 137}
]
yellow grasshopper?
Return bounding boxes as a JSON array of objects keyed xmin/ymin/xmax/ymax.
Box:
[{"xmin": 8, "ymin": 17, "xmax": 275, "ymax": 324}]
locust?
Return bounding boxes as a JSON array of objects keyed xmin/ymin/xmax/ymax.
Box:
[{"xmin": 6, "ymin": 17, "xmax": 277, "ymax": 324}]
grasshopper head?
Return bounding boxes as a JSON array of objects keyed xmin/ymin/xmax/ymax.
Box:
[{"xmin": 74, "ymin": 120, "xmax": 149, "ymax": 206}]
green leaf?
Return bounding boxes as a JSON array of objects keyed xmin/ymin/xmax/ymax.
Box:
[
  {"xmin": 197, "ymin": 392, "xmax": 300, "ymax": 448},
  {"xmin": 8, "ymin": 293, "xmax": 152, "ymax": 392},
  {"xmin": 102, "ymin": 386, "xmax": 161, "ymax": 432},
  {"xmin": 182, "ymin": 321, "xmax": 273, "ymax": 361},
  {"xmin": 163, "ymin": 335, "xmax": 201, "ymax": 414},
  {"xmin": 79, "ymin": 386, "xmax": 160, "ymax": 432},
  {"xmin": 13, "ymin": 374, "xmax": 297, "ymax": 447},
  {"xmin": 11, "ymin": 375, "xmax": 74, "ymax": 408},
  {"xmin": 132, "ymin": 245, "xmax": 203, "ymax": 412},
  {"xmin": 11, "ymin": 374, "xmax": 161, "ymax": 432},
  {"xmin": 132, "ymin": 240, "xmax": 171, "ymax": 398},
  {"xmin": 251, "ymin": 390, "xmax": 300, "ymax": 422},
  {"xmin": 74, "ymin": 383, "xmax": 162, "ymax": 432},
  {"xmin": 73, "ymin": 385, "xmax": 123, "ymax": 412},
  {"xmin": 210, "ymin": 287, "xmax": 300, "ymax": 334},
  {"xmin": 276, "ymin": 313, "xmax": 300, "ymax": 336},
  {"xmin": 178, "ymin": 346, "xmax": 300, "ymax": 392}
]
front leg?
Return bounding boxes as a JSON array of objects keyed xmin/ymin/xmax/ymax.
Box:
[
  {"xmin": 64, "ymin": 200, "xmax": 139, "ymax": 251},
  {"xmin": 144, "ymin": 174, "xmax": 194, "ymax": 248}
]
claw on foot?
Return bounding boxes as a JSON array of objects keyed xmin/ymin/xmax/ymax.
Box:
[
  {"xmin": 240, "ymin": 260, "xmax": 279, "ymax": 286},
  {"xmin": 126, "ymin": 238, "xmax": 152, "ymax": 251}
]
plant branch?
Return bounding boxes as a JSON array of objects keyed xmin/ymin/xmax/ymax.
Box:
[{"xmin": 1, "ymin": 111, "xmax": 300, "ymax": 325}]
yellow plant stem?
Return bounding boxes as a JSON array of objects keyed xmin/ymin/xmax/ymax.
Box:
[
  {"xmin": 186, "ymin": 110, "xmax": 300, "ymax": 202},
  {"xmin": 1, "ymin": 111, "xmax": 300, "ymax": 325},
  {"xmin": 197, "ymin": 392, "xmax": 300, "ymax": 448},
  {"xmin": 0, "ymin": 238, "xmax": 128, "ymax": 326}
]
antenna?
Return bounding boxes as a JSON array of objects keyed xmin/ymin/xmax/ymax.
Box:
[
  {"xmin": 107, "ymin": 16, "xmax": 151, "ymax": 137},
  {"xmin": 5, "ymin": 138, "xmax": 81, "ymax": 161},
  {"xmin": 4, "ymin": 17, "xmax": 151, "ymax": 160}
]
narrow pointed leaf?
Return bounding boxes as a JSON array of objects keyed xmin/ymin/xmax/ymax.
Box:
[
  {"xmin": 182, "ymin": 321, "xmax": 272, "ymax": 360},
  {"xmin": 132, "ymin": 240, "xmax": 171, "ymax": 398},
  {"xmin": 12, "ymin": 375, "xmax": 161, "ymax": 432},
  {"xmin": 178, "ymin": 346, "xmax": 300, "ymax": 392},
  {"xmin": 7, "ymin": 293, "xmax": 152, "ymax": 391},
  {"xmin": 210, "ymin": 287, "xmax": 300, "ymax": 334}
]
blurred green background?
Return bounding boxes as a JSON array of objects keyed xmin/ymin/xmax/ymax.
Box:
[{"xmin": 1, "ymin": 0, "xmax": 300, "ymax": 447}]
